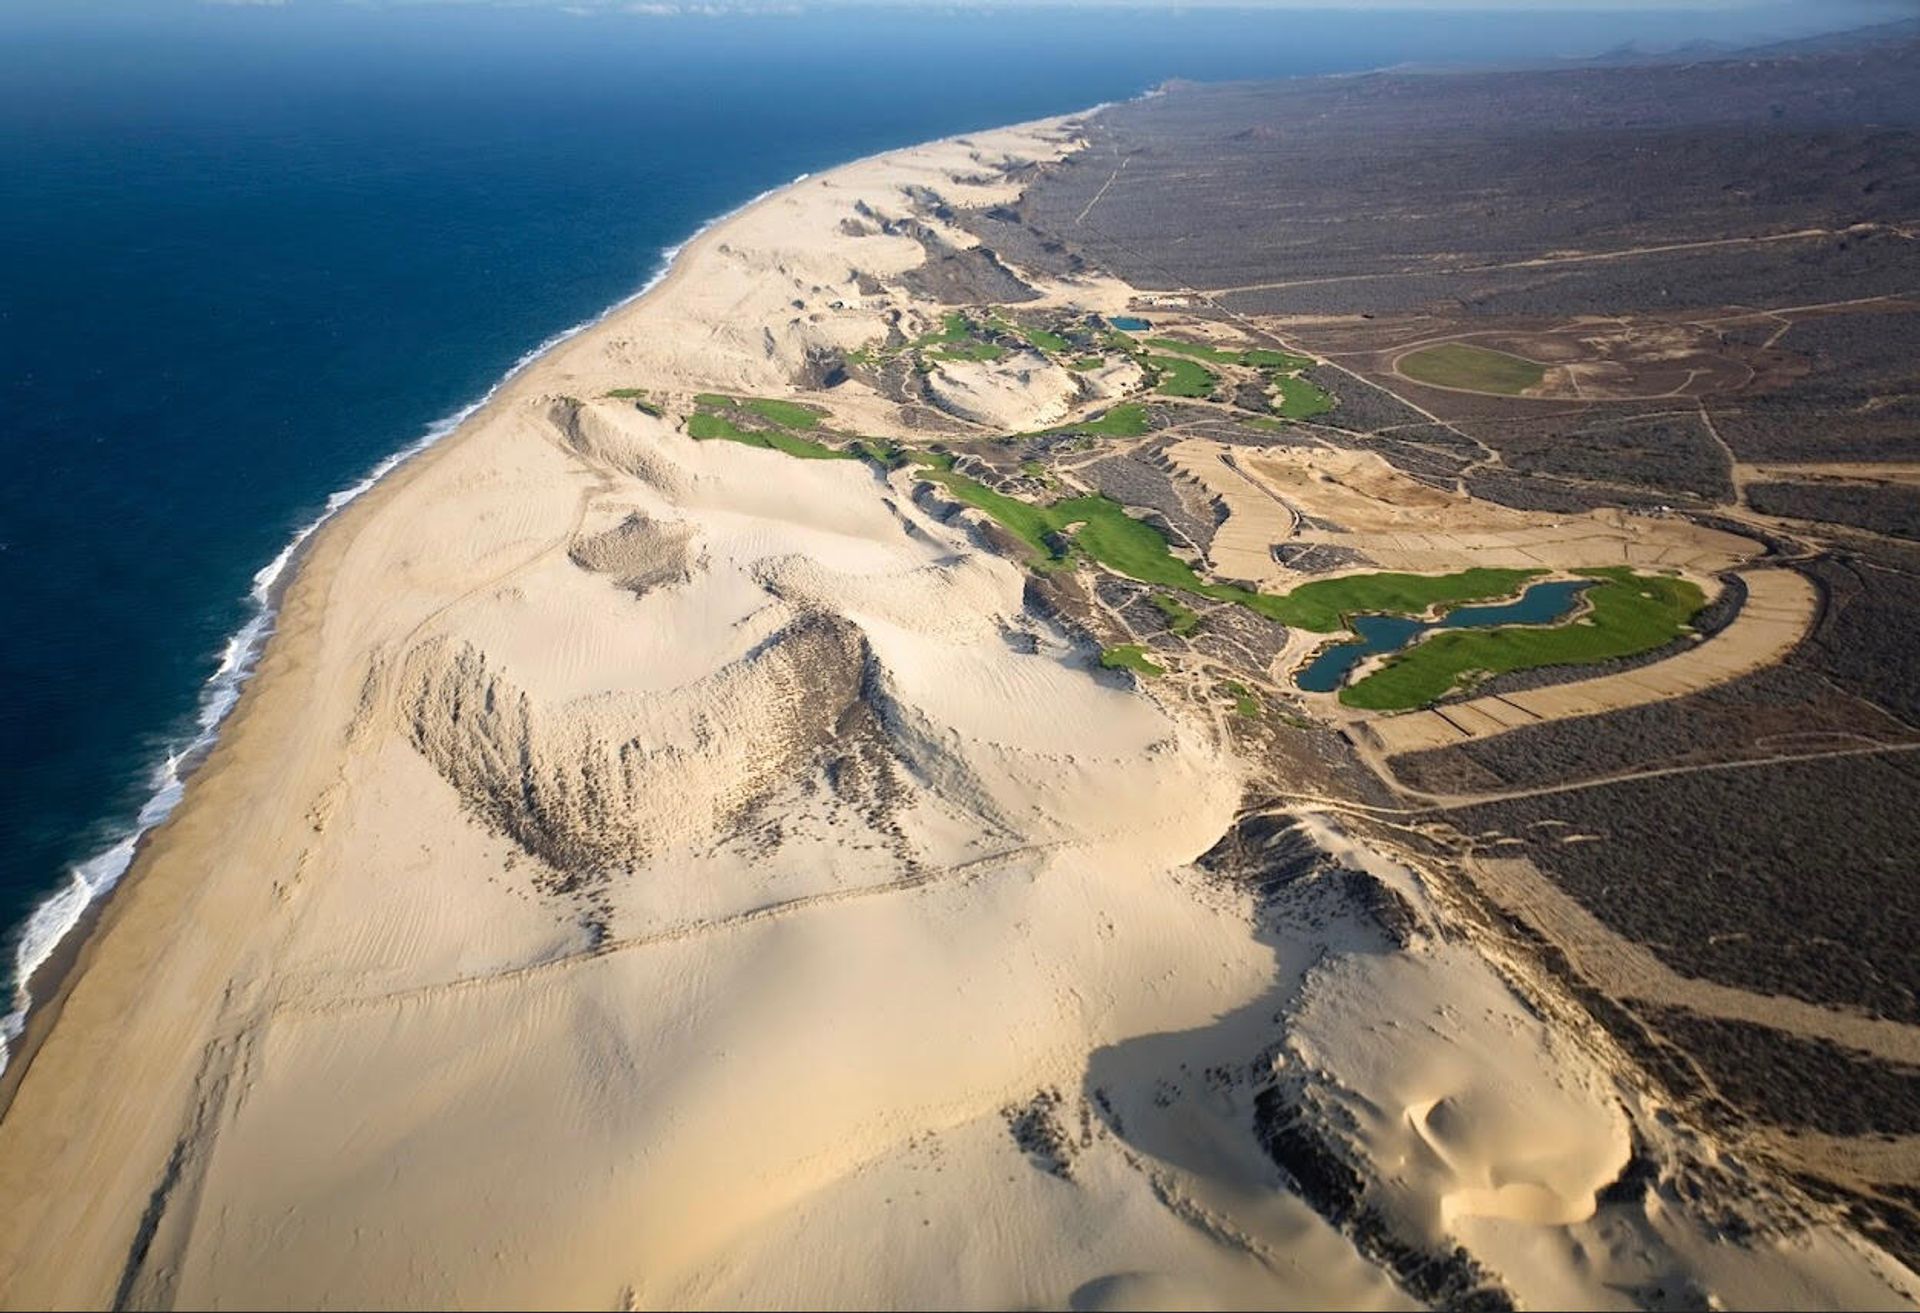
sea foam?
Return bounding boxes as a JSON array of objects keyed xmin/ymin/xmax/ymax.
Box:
[{"xmin": 0, "ymin": 175, "xmax": 803, "ymax": 1077}]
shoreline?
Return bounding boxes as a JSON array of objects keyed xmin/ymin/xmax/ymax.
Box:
[
  {"xmin": 4, "ymin": 71, "xmax": 1918, "ymax": 1309},
  {"xmin": 0, "ymin": 152, "xmax": 882, "ymax": 1105},
  {"xmin": 0, "ymin": 110, "xmax": 1140, "ymax": 1308}
]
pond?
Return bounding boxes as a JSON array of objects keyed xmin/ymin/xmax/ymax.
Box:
[
  {"xmin": 1294, "ymin": 578, "xmax": 1594, "ymax": 694},
  {"xmin": 1110, "ymin": 316, "xmax": 1151, "ymax": 332}
]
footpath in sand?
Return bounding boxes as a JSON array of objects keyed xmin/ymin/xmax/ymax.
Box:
[{"xmin": 0, "ymin": 116, "xmax": 1912, "ymax": 1313}]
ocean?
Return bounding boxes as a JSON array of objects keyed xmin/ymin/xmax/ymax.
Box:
[{"xmin": 0, "ymin": 0, "xmax": 1905, "ymax": 1066}]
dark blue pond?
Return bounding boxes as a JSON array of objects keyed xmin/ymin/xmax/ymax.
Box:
[
  {"xmin": 1109, "ymin": 317, "xmax": 1152, "ymax": 332},
  {"xmin": 1294, "ymin": 579, "xmax": 1594, "ymax": 694}
]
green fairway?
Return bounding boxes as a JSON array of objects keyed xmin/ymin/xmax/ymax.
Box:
[
  {"xmin": 739, "ymin": 397, "xmax": 826, "ymax": 429},
  {"xmin": 1243, "ymin": 348, "xmax": 1316, "ymax": 371},
  {"xmin": 1151, "ymin": 593, "xmax": 1201, "ymax": 635},
  {"xmin": 686, "ymin": 411, "xmax": 854, "ymax": 460},
  {"xmin": 1068, "ymin": 356, "xmax": 1105, "ymax": 371},
  {"xmin": 1100, "ymin": 644, "xmax": 1165, "ymax": 677},
  {"xmin": 1271, "ymin": 374, "xmax": 1334, "ymax": 419},
  {"xmin": 1230, "ymin": 567, "xmax": 1542, "ymax": 632},
  {"xmin": 1146, "ymin": 337, "xmax": 1315, "ymax": 372},
  {"xmin": 1339, "ymin": 568, "xmax": 1705, "ymax": 710},
  {"xmin": 1220, "ymin": 680, "xmax": 1261, "ymax": 718},
  {"xmin": 917, "ymin": 312, "xmax": 974, "ymax": 346},
  {"xmin": 989, "ymin": 314, "xmax": 1069, "ymax": 354},
  {"xmin": 1397, "ymin": 342, "xmax": 1546, "ymax": 396},
  {"xmin": 920, "ymin": 458, "xmax": 1540, "ymax": 632},
  {"xmin": 914, "ymin": 311, "xmax": 1011, "ymax": 363},
  {"xmin": 929, "ymin": 340, "xmax": 1008, "ymax": 362},
  {"xmin": 1051, "ymin": 403, "xmax": 1151, "ymax": 438},
  {"xmin": 1148, "ymin": 355, "xmax": 1217, "ymax": 398}
]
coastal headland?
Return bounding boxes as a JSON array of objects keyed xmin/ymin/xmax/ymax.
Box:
[{"xmin": 4, "ymin": 47, "xmax": 1920, "ymax": 1309}]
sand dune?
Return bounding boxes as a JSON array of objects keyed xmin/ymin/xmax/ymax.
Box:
[{"xmin": 0, "ymin": 115, "xmax": 1912, "ymax": 1313}]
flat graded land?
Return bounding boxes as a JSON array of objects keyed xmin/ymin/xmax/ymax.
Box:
[{"xmin": 1180, "ymin": 440, "xmax": 1759, "ymax": 578}]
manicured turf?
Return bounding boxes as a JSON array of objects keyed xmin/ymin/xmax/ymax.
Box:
[
  {"xmin": 1271, "ymin": 374, "xmax": 1334, "ymax": 419},
  {"xmin": 1220, "ymin": 679, "xmax": 1261, "ymax": 718},
  {"xmin": 1143, "ymin": 337, "xmax": 1238, "ymax": 364},
  {"xmin": 1397, "ymin": 342, "xmax": 1546, "ymax": 396},
  {"xmin": 1242, "ymin": 416, "xmax": 1289, "ymax": 432},
  {"xmin": 1151, "ymin": 593, "xmax": 1200, "ymax": 635},
  {"xmin": 1227, "ymin": 567, "xmax": 1541, "ymax": 631},
  {"xmin": 921, "ymin": 458, "xmax": 1540, "ymax": 632},
  {"xmin": 916, "ymin": 311, "xmax": 1013, "ymax": 362},
  {"xmin": 1145, "ymin": 337, "xmax": 1315, "ymax": 372},
  {"xmin": 1339, "ymin": 567, "xmax": 1706, "ymax": 710},
  {"xmin": 1244, "ymin": 348, "xmax": 1315, "ymax": 371},
  {"xmin": 1051, "ymin": 402, "xmax": 1150, "ymax": 438},
  {"xmin": 929, "ymin": 340, "xmax": 1008, "ymax": 362},
  {"xmin": 1100, "ymin": 644, "xmax": 1165, "ymax": 677},
  {"xmin": 918, "ymin": 312, "xmax": 974, "ymax": 345},
  {"xmin": 694, "ymin": 392, "xmax": 735, "ymax": 410},
  {"xmin": 1148, "ymin": 355, "xmax": 1216, "ymax": 398},
  {"xmin": 1002, "ymin": 319, "xmax": 1069, "ymax": 353},
  {"xmin": 686, "ymin": 411, "xmax": 854, "ymax": 460},
  {"xmin": 740, "ymin": 397, "xmax": 826, "ymax": 429},
  {"xmin": 1068, "ymin": 356, "xmax": 1105, "ymax": 371}
]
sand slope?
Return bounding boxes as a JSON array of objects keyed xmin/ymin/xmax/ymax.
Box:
[{"xmin": 0, "ymin": 116, "xmax": 1913, "ymax": 1313}]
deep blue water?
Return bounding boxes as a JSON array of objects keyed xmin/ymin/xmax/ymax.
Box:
[
  {"xmin": 0, "ymin": 2, "xmax": 1906, "ymax": 1054},
  {"xmin": 1295, "ymin": 579, "xmax": 1595, "ymax": 694}
]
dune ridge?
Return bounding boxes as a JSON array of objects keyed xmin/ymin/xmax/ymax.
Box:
[{"xmin": 0, "ymin": 113, "xmax": 1913, "ymax": 1312}]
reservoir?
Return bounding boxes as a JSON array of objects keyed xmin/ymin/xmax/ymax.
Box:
[
  {"xmin": 1294, "ymin": 578, "xmax": 1593, "ymax": 694},
  {"xmin": 1110, "ymin": 316, "xmax": 1152, "ymax": 332}
]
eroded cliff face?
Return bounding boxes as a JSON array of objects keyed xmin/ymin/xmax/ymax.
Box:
[{"xmin": 400, "ymin": 611, "xmax": 870, "ymax": 881}]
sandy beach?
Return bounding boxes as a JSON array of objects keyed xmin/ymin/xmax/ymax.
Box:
[{"xmin": 0, "ymin": 112, "xmax": 1914, "ymax": 1312}]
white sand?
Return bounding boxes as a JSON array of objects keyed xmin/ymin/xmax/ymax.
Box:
[{"xmin": 0, "ymin": 117, "xmax": 1911, "ymax": 1313}]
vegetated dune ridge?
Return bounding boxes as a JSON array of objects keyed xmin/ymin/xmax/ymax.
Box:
[{"xmin": 0, "ymin": 118, "xmax": 1912, "ymax": 1313}]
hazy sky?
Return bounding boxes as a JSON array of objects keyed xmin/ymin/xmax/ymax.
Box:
[{"xmin": 184, "ymin": 0, "xmax": 1916, "ymax": 8}]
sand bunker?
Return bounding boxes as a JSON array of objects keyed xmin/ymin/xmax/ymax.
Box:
[{"xmin": 1170, "ymin": 439, "xmax": 1758, "ymax": 583}]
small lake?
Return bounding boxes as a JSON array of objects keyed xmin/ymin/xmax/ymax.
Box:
[
  {"xmin": 1294, "ymin": 579, "xmax": 1593, "ymax": 694},
  {"xmin": 1110, "ymin": 316, "xmax": 1151, "ymax": 332}
]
